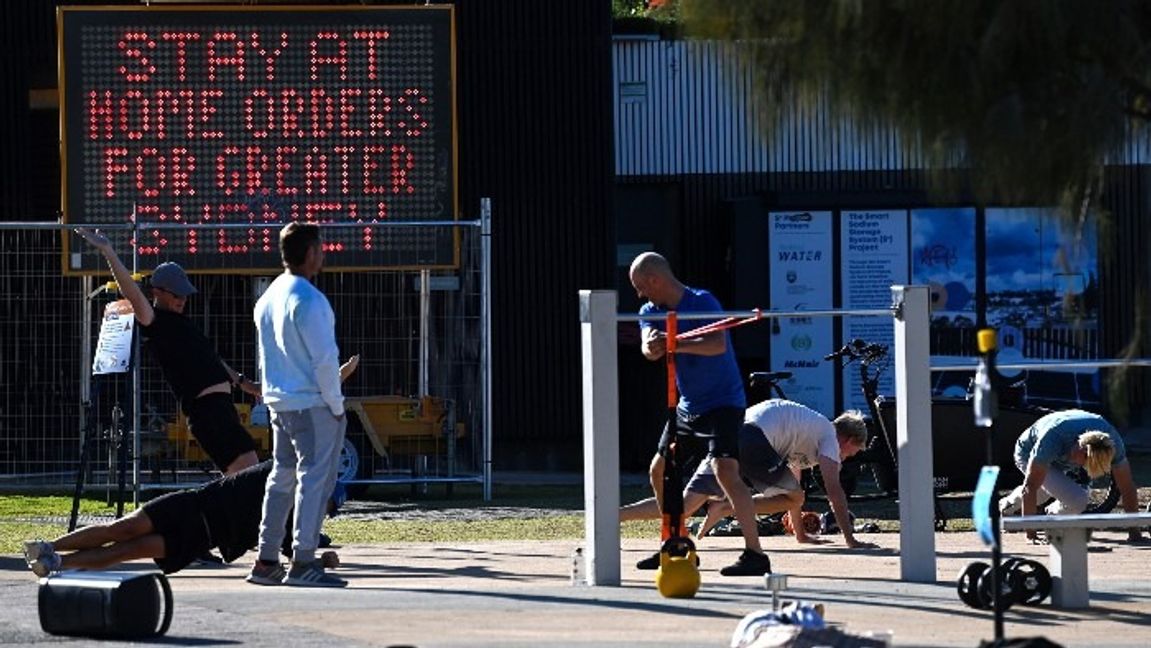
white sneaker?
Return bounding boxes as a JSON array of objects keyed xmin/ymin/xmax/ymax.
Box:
[
  {"xmin": 23, "ymin": 540, "xmax": 60, "ymax": 577},
  {"xmin": 998, "ymin": 487, "xmax": 1023, "ymax": 516},
  {"xmin": 999, "ymin": 497, "xmax": 1021, "ymax": 516}
]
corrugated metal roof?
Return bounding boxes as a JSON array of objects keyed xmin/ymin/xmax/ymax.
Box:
[
  {"xmin": 614, "ymin": 40, "xmax": 914, "ymax": 176},
  {"xmin": 615, "ymin": 39, "xmax": 1151, "ymax": 175}
]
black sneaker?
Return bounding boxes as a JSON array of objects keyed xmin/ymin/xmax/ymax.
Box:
[
  {"xmin": 636, "ymin": 551, "xmax": 661, "ymax": 570},
  {"xmin": 719, "ymin": 549, "xmax": 772, "ymax": 576},
  {"xmin": 193, "ymin": 550, "xmax": 225, "ymax": 567},
  {"xmin": 635, "ymin": 550, "xmax": 700, "ymax": 570}
]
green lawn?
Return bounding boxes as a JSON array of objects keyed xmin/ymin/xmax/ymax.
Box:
[
  {"xmin": 3, "ymin": 453, "xmax": 1147, "ymax": 555},
  {"xmin": 0, "ymin": 486, "xmax": 660, "ymax": 554}
]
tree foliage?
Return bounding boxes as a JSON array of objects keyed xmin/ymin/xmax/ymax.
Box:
[
  {"xmin": 681, "ymin": 1, "xmax": 1150, "ymax": 418},
  {"xmin": 682, "ymin": 0, "xmax": 1151, "ymax": 207}
]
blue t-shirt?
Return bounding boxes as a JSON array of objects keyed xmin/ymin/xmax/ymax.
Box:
[
  {"xmin": 1014, "ymin": 409, "xmax": 1126, "ymax": 471},
  {"xmin": 639, "ymin": 287, "xmax": 746, "ymax": 415}
]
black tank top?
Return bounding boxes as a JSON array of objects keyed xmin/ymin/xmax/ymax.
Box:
[{"xmin": 141, "ymin": 309, "xmax": 231, "ymax": 406}]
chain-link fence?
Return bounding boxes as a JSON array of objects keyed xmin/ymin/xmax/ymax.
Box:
[{"xmin": 0, "ymin": 220, "xmax": 487, "ymax": 500}]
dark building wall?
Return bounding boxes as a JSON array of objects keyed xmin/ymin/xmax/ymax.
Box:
[
  {"xmin": 1098, "ymin": 165, "xmax": 1151, "ymax": 425},
  {"xmin": 618, "ymin": 170, "xmax": 930, "ymax": 306},
  {"xmin": 455, "ymin": 1, "xmax": 614, "ymax": 469},
  {"xmin": 0, "ymin": 0, "xmax": 59, "ymax": 218}
]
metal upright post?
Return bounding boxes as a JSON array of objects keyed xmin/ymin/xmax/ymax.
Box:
[
  {"xmin": 973, "ymin": 329, "xmax": 1005, "ymax": 640},
  {"xmin": 130, "ymin": 222, "xmax": 141, "ymax": 509},
  {"xmin": 480, "ymin": 198, "xmax": 493, "ymax": 501},
  {"xmin": 419, "ymin": 268, "xmax": 430, "ymax": 398},
  {"xmin": 580, "ymin": 289, "xmax": 620, "ymax": 586},
  {"xmin": 80, "ymin": 275, "xmax": 93, "ymax": 453},
  {"xmin": 892, "ymin": 285, "xmax": 935, "ymax": 582}
]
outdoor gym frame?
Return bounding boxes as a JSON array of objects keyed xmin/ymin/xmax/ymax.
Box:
[
  {"xmin": 580, "ymin": 285, "xmax": 936, "ymax": 586},
  {"xmin": 581, "ymin": 287, "xmax": 1151, "ymax": 588}
]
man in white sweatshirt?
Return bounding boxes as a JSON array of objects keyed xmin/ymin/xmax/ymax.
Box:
[{"xmin": 247, "ymin": 222, "xmax": 348, "ymax": 588}]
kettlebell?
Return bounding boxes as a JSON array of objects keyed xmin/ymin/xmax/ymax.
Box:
[{"xmin": 655, "ymin": 536, "xmax": 701, "ymax": 599}]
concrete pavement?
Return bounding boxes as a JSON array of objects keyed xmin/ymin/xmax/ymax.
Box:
[{"xmin": 1, "ymin": 531, "xmax": 1149, "ymax": 647}]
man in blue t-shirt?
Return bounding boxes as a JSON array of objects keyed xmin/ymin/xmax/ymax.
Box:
[
  {"xmin": 1000, "ymin": 409, "xmax": 1142, "ymax": 542},
  {"xmin": 628, "ymin": 252, "xmax": 770, "ymax": 576}
]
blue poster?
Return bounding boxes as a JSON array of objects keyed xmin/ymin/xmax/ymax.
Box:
[
  {"xmin": 912, "ymin": 207, "xmax": 978, "ymax": 397},
  {"xmin": 911, "ymin": 207, "xmax": 977, "ymax": 322},
  {"xmin": 985, "ymin": 207, "xmax": 1100, "ymax": 407}
]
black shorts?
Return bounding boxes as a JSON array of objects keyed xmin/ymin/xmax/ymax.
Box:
[
  {"xmin": 142, "ymin": 490, "xmax": 211, "ymax": 574},
  {"xmin": 657, "ymin": 406, "xmax": 744, "ymax": 462},
  {"xmin": 185, "ymin": 392, "xmax": 257, "ymax": 470}
]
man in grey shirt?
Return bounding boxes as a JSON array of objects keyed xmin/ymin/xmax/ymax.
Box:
[{"xmin": 999, "ymin": 408, "xmax": 1142, "ymax": 542}]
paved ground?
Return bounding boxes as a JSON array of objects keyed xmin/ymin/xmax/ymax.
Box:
[{"xmin": 1, "ymin": 531, "xmax": 1149, "ymax": 647}]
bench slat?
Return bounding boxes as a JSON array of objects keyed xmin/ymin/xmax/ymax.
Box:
[{"xmin": 1002, "ymin": 512, "xmax": 1151, "ymax": 531}]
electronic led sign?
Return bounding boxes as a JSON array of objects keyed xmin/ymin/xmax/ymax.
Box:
[{"xmin": 59, "ymin": 6, "xmax": 456, "ymax": 273}]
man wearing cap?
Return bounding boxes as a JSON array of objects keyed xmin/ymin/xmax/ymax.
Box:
[{"xmin": 75, "ymin": 228, "xmax": 263, "ymax": 475}]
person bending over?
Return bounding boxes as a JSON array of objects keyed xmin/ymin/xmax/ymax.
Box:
[
  {"xmin": 622, "ymin": 400, "xmax": 879, "ymax": 550},
  {"xmin": 999, "ymin": 408, "xmax": 1143, "ymax": 542}
]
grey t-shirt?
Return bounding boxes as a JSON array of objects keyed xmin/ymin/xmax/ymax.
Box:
[
  {"xmin": 745, "ymin": 399, "xmax": 839, "ymax": 469},
  {"xmin": 1014, "ymin": 409, "xmax": 1126, "ymax": 471}
]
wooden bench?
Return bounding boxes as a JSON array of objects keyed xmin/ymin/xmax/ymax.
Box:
[{"xmin": 1001, "ymin": 512, "xmax": 1151, "ymax": 608}]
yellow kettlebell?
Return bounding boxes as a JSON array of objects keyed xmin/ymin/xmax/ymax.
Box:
[{"xmin": 655, "ymin": 536, "xmax": 701, "ymax": 599}]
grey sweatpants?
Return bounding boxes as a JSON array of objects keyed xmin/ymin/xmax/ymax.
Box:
[
  {"xmin": 256, "ymin": 406, "xmax": 346, "ymax": 564},
  {"xmin": 1000, "ymin": 458, "xmax": 1090, "ymax": 516}
]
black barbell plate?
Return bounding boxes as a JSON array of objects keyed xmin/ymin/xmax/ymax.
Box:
[
  {"xmin": 977, "ymin": 561, "xmax": 1020, "ymax": 611},
  {"xmin": 1011, "ymin": 558, "xmax": 1052, "ymax": 605},
  {"xmin": 957, "ymin": 561, "xmax": 989, "ymax": 609}
]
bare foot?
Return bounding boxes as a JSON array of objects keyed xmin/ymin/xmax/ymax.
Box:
[{"xmin": 697, "ymin": 499, "xmax": 733, "ymax": 539}]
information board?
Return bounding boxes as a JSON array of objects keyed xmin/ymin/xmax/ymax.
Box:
[
  {"xmin": 768, "ymin": 211, "xmax": 835, "ymax": 416},
  {"xmin": 839, "ymin": 209, "xmax": 908, "ymax": 412},
  {"xmin": 59, "ymin": 6, "xmax": 456, "ymax": 274}
]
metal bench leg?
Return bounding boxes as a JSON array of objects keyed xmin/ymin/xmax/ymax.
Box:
[{"xmin": 1048, "ymin": 528, "xmax": 1089, "ymax": 608}]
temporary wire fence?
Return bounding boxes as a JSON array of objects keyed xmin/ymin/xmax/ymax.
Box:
[{"xmin": 0, "ymin": 220, "xmax": 487, "ymax": 499}]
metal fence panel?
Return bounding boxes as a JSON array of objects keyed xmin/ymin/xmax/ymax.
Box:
[{"xmin": 0, "ymin": 222, "xmax": 485, "ymax": 496}]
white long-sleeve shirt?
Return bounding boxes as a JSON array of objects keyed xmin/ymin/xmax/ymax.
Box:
[{"xmin": 254, "ymin": 272, "xmax": 343, "ymax": 416}]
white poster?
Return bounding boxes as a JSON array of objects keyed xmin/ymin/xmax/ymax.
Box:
[
  {"xmin": 768, "ymin": 211, "xmax": 834, "ymax": 416},
  {"xmin": 92, "ymin": 299, "xmax": 134, "ymax": 375},
  {"xmin": 839, "ymin": 210, "xmax": 909, "ymax": 412}
]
